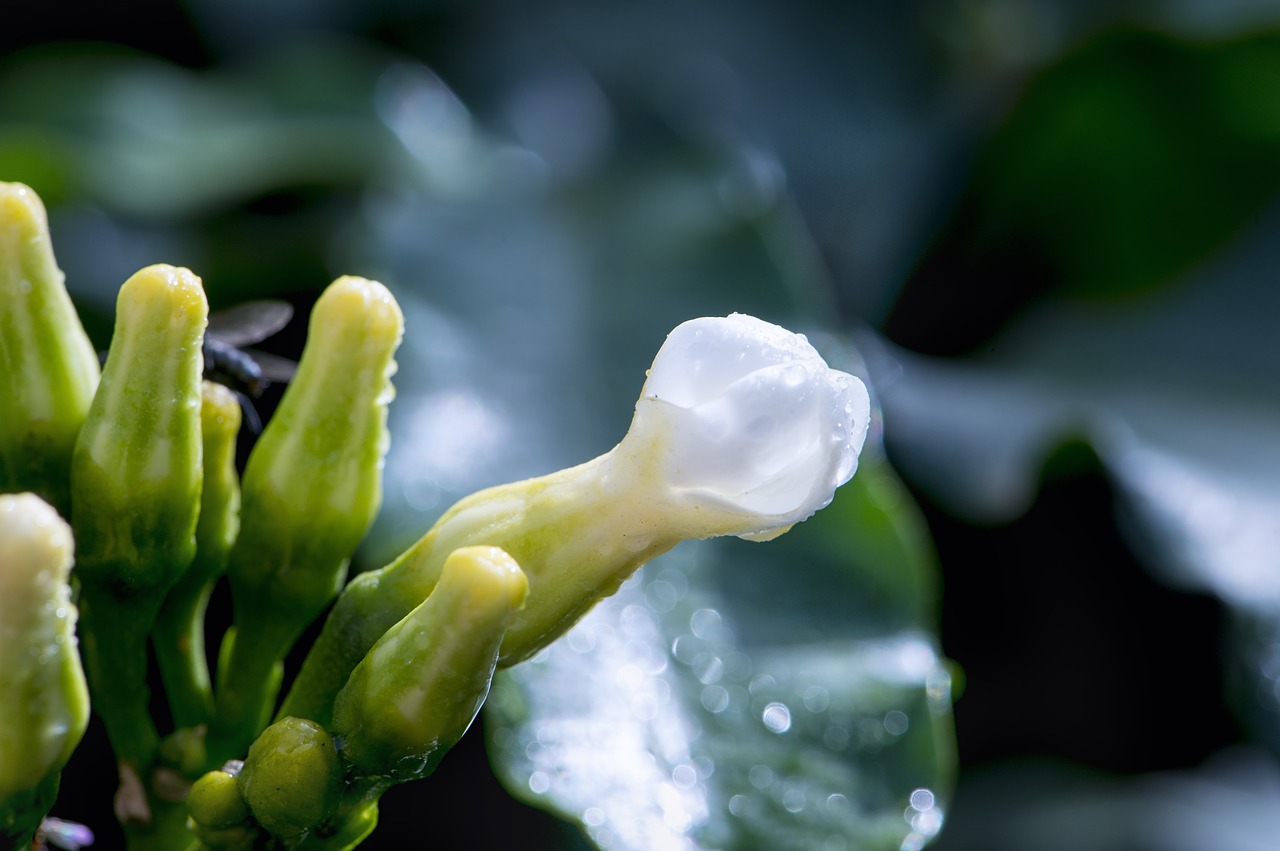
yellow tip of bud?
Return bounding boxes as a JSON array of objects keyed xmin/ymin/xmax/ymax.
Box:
[
  {"xmin": 201, "ymin": 380, "xmax": 243, "ymax": 438},
  {"xmin": 0, "ymin": 181, "xmax": 49, "ymax": 238},
  {"xmin": 441, "ymin": 546, "xmax": 530, "ymax": 614},
  {"xmin": 312, "ymin": 276, "xmax": 405, "ymax": 352},
  {"xmin": 116, "ymin": 264, "xmax": 209, "ymax": 335}
]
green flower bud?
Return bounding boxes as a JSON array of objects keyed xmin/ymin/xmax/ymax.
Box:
[
  {"xmin": 187, "ymin": 769, "xmax": 249, "ymax": 831},
  {"xmin": 71, "ymin": 263, "xmax": 207, "ymax": 597},
  {"xmin": 0, "ymin": 493, "xmax": 89, "ymax": 842},
  {"xmin": 332, "ymin": 546, "xmax": 528, "ymax": 781},
  {"xmin": 0, "ymin": 182, "xmax": 99, "ymax": 515},
  {"xmin": 193, "ymin": 381, "xmax": 243, "ymax": 585},
  {"xmin": 70, "ymin": 263, "xmax": 207, "ymax": 775},
  {"xmin": 213, "ymin": 277, "xmax": 402, "ymax": 758},
  {"xmin": 238, "ymin": 718, "xmax": 339, "ymax": 841},
  {"xmin": 154, "ymin": 381, "xmax": 242, "ymax": 728}
]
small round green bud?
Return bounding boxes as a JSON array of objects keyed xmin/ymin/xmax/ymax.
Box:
[
  {"xmin": 187, "ymin": 769, "xmax": 249, "ymax": 830},
  {"xmin": 238, "ymin": 717, "xmax": 339, "ymax": 840}
]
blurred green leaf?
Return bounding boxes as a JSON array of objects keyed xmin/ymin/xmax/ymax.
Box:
[
  {"xmin": 485, "ymin": 450, "xmax": 955, "ymax": 851},
  {"xmin": 893, "ymin": 27, "xmax": 1280, "ymax": 356},
  {"xmin": 973, "ymin": 28, "xmax": 1280, "ymax": 299}
]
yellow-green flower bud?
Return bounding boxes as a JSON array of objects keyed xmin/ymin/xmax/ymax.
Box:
[
  {"xmin": 0, "ymin": 493, "xmax": 89, "ymax": 843},
  {"xmin": 154, "ymin": 381, "xmax": 242, "ymax": 728},
  {"xmin": 0, "ymin": 183, "xmax": 99, "ymax": 515},
  {"xmin": 332, "ymin": 546, "xmax": 528, "ymax": 781},
  {"xmin": 238, "ymin": 718, "xmax": 339, "ymax": 841},
  {"xmin": 193, "ymin": 381, "xmax": 243, "ymax": 585},
  {"xmin": 70, "ymin": 263, "xmax": 207, "ymax": 775},
  {"xmin": 187, "ymin": 769, "xmax": 249, "ymax": 831},
  {"xmin": 71, "ymin": 263, "xmax": 207, "ymax": 597},
  {"xmin": 214, "ymin": 277, "xmax": 402, "ymax": 757}
]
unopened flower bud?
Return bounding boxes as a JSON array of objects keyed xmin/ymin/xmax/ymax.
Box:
[
  {"xmin": 332, "ymin": 546, "xmax": 528, "ymax": 781},
  {"xmin": 238, "ymin": 718, "xmax": 339, "ymax": 841},
  {"xmin": 70, "ymin": 263, "xmax": 207, "ymax": 773},
  {"xmin": 214, "ymin": 277, "xmax": 402, "ymax": 758},
  {"xmin": 187, "ymin": 769, "xmax": 249, "ymax": 831},
  {"xmin": 71, "ymin": 263, "xmax": 208, "ymax": 597},
  {"xmin": 0, "ymin": 183, "xmax": 99, "ymax": 514},
  {"xmin": 228, "ymin": 276, "xmax": 402, "ymax": 625},
  {"xmin": 284, "ymin": 313, "xmax": 869, "ymax": 724},
  {"xmin": 153, "ymin": 381, "xmax": 242, "ymax": 728},
  {"xmin": 624, "ymin": 312, "xmax": 869, "ymax": 540},
  {"xmin": 0, "ymin": 493, "xmax": 89, "ymax": 842}
]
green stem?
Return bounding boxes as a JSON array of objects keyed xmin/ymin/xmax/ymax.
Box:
[
  {"xmin": 0, "ymin": 772, "xmax": 59, "ymax": 851},
  {"xmin": 121, "ymin": 794, "xmax": 200, "ymax": 851},
  {"xmin": 153, "ymin": 580, "xmax": 216, "ymax": 729},
  {"xmin": 208, "ymin": 619, "xmax": 290, "ymax": 763},
  {"xmin": 77, "ymin": 590, "xmax": 161, "ymax": 775}
]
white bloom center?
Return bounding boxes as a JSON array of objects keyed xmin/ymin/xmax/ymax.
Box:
[{"xmin": 631, "ymin": 313, "xmax": 870, "ymax": 537}]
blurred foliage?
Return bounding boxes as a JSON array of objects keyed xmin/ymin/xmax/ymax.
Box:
[{"xmin": 889, "ymin": 26, "xmax": 1280, "ymax": 352}]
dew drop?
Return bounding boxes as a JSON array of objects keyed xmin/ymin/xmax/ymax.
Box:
[
  {"xmin": 693, "ymin": 653, "xmax": 724, "ymax": 684},
  {"xmin": 567, "ymin": 625, "xmax": 596, "ymax": 653},
  {"xmin": 762, "ymin": 702, "xmax": 792, "ymax": 733},
  {"xmin": 884, "ymin": 710, "xmax": 909, "ymax": 736},
  {"xmin": 690, "ymin": 608, "xmax": 721, "ymax": 638},
  {"xmin": 672, "ymin": 763, "xmax": 698, "ymax": 789},
  {"xmin": 701, "ymin": 685, "xmax": 730, "ymax": 714},
  {"xmin": 748, "ymin": 764, "xmax": 774, "ymax": 790},
  {"xmin": 801, "ymin": 685, "xmax": 830, "ymax": 713},
  {"xmin": 823, "ymin": 725, "xmax": 850, "ymax": 751},
  {"xmin": 782, "ymin": 786, "xmax": 806, "ymax": 813}
]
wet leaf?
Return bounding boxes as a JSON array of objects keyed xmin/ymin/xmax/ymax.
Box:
[{"xmin": 486, "ymin": 452, "xmax": 956, "ymax": 851}]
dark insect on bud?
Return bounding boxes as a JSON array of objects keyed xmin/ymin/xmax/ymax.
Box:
[
  {"xmin": 203, "ymin": 300, "xmax": 298, "ymax": 431},
  {"xmin": 98, "ymin": 299, "xmax": 297, "ymax": 432}
]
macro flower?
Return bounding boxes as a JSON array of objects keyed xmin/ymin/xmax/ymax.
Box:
[
  {"xmin": 284, "ymin": 312, "xmax": 872, "ymax": 724},
  {"xmin": 619, "ymin": 312, "xmax": 870, "ymax": 541}
]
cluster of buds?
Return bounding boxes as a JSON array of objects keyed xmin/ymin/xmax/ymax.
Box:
[{"xmin": 0, "ymin": 181, "xmax": 871, "ymax": 850}]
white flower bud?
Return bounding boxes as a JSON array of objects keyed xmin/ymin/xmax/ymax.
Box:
[
  {"xmin": 617, "ymin": 313, "xmax": 870, "ymax": 541},
  {"xmin": 283, "ymin": 313, "xmax": 874, "ymax": 704}
]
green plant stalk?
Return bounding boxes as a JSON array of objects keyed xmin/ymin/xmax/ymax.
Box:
[
  {"xmin": 280, "ymin": 445, "xmax": 685, "ymax": 728},
  {"xmin": 154, "ymin": 382, "xmax": 242, "ymax": 729},
  {"xmin": 0, "ymin": 773, "xmax": 59, "ymax": 851},
  {"xmin": 0, "ymin": 182, "xmax": 99, "ymax": 515},
  {"xmin": 70, "ymin": 264, "xmax": 206, "ymax": 831},
  {"xmin": 190, "ymin": 548, "xmax": 527, "ymax": 850},
  {"xmin": 213, "ymin": 277, "xmax": 402, "ymax": 761}
]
